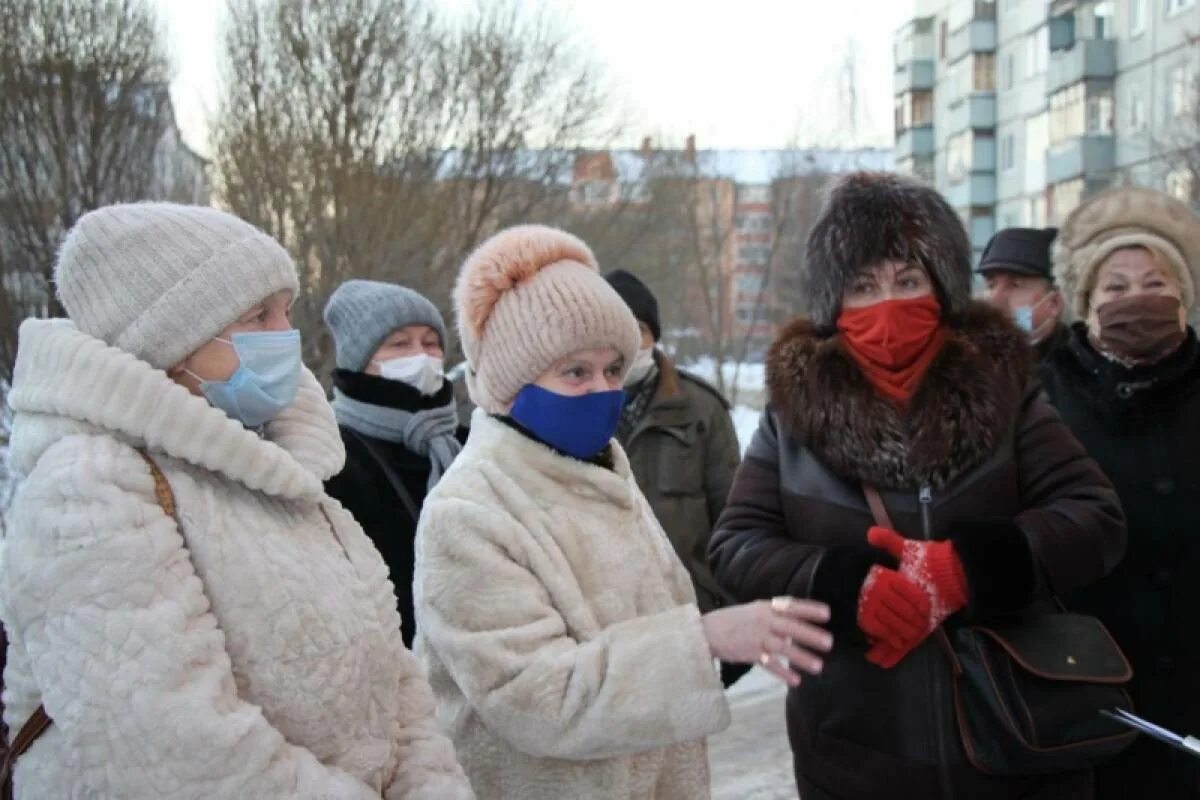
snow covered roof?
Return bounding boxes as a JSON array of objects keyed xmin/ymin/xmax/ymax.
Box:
[
  {"xmin": 610, "ymin": 148, "xmax": 894, "ymax": 186},
  {"xmin": 421, "ymin": 147, "xmax": 893, "ymax": 186}
]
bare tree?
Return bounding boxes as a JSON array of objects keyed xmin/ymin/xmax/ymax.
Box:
[
  {"xmin": 0, "ymin": 0, "xmax": 171, "ymax": 392},
  {"xmin": 628, "ymin": 145, "xmax": 830, "ymax": 405},
  {"xmin": 213, "ymin": 0, "xmax": 621, "ymax": 376}
]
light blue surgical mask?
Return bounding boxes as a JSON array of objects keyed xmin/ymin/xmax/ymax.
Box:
[
  {"xmin": 1011, "ymin": 291, "xmax": 1057, "ymax": 342},
  {"xmin": 185, "ymin": 330, "xmax": 302, "ymax": 428}
]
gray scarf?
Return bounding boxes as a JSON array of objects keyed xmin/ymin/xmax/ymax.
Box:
[{"xmin": 332, "ymin": 389, "xmax": 462, "ymax": 490}]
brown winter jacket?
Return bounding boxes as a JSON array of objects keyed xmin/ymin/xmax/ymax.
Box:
[
  {"xmin": 620, "ymin": 353, "xmax": 741, "ymax": 614},
  {"xmin": 708, "ymin": 303, "xmax": 1126, "ymax": 800}
]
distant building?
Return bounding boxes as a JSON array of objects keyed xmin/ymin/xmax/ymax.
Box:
[
  {"xmin": 894, "ymin": 0, "xmax": 1200, "ymax": 262},
  {"xmin": 570, "ymin": 138, "xmax": 892, "ymax": 357}
]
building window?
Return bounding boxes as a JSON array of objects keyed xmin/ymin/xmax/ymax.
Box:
[
  {"xmin": 974, "ymin": 53, "xmax": 996, "ymax": 92},
  {"xmin": 913, "ymin": 91, "xmax": 933, "ymax": 126},
  {"xmin": 1026, "ymin": 27, "xmax": 1048, "ymax": 77},
  {"xmin": 1051, "ymin": 178, "xmax": 1086, "ymax": 223},
  {"xmin": 1130, "ymin": 94, "xmax": 1147, "ymax": 131},
  {"xmin": 735, "ymin": 273, "xmax": 768, "ymax": 294},
  {"xmin": 1027, "ymin": 196, "xmax": 1048, "ymax": 227},
  {"xmin": 1093, "ymin": 1, "xmax": 1114, "ymax": 39},
  {"xmin": 1130, "ymin": 0, "xmax": 1147, "ymax": 35},
  {"xmin": 939, "ymin": 20, "xmax": 949, "ymax": 60},
  {"xmin": 947, "ymin": 131, "xmax": 972, "ymax": 183},
  {"xmin": 1001, "ymin": 134, "xmax": 1016, "ymax": 171},
  {"xmin": 1049, "ymin": 84, "xmax": 1085, "ymax": 145},
  {"xmin": 1169, "ymin": 64, "xmax": 1195, "ymax": 119},
  {"xmin": 1086, "ymin": 92, "xmax": 1114, "ymax": 134},
  {"xmin": 1166, "ymin": 0, "xmax": 1196, "ymax": 18},
  {"xmin": 1002, "ymin": 53, "xmax": 1016, "ymax": 91},
  {"xmin": 1167, "ymin": 168, "xmax": 1194, "ymax": 202}
]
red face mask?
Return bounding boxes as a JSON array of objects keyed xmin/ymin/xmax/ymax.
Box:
[{"xmin": 836, "ymin": 295, "xmax": 948, "ymax": 408}]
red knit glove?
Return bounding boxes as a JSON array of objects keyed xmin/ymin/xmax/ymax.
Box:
[
  {"xmin": 864, "ymin": 527, "xmax": 968, "ymax": 668},
  {"xmin": 856, "ymin": 565, "xmax": 931, "ymax": 653}
]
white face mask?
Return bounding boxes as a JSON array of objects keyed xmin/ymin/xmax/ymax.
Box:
[
  {"xmin": 375, "ymin": 353, "xmax": 445, "ymax": 396},
  {"xmin": 623, "ymin": 347, "xmax": 656, "ymax": 387}
]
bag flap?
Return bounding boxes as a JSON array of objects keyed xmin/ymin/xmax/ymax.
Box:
[{"xmin": 963, "ymin": 613, "xmax": 1133, "ymax": 684}]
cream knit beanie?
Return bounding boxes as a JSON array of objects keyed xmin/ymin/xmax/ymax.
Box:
[
  {"xmin": 453, "ymin": 225, "xmax": 641, "ymax": 414},
  {"xmin": 1053, "ymin": 187, "xmax": 1200, "ymax": 318},
  {"xmin": 55, "ymin": 203, "xmax": 300, "ymax": 370}
]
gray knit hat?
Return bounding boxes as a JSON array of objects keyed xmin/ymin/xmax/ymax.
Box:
[
  {"xmin": 54, "ymin": 203, "xmax": 300, "ymax": 370},
  {"xmin": 323, "ymin": 279, "xmax": 449, "ymax": 372}
]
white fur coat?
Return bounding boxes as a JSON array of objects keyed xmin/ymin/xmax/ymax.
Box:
[
  {"xmin": 414, "ymin": 412, "xmax": 730, "ymax": 799},
  {"xmin": 0, "ymin": 319, "xmax": 473, "ymax": 799}
]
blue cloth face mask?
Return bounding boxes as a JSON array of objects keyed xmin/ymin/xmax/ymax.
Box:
[
  {"xmin": 186, "ymin": 330, "xmax": 302, "ymax": 428},
  {"xmin": 509, "ymin": 384, "xmax": 625, "ymax": 460}
]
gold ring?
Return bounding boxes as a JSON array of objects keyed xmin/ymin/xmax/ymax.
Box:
[{"xmin": 771, "ymin": 597, "xmax": 792, "ymax": 612}]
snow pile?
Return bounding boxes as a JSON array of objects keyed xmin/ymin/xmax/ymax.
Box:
[{"xmin": 680, "ymin": 358, "xmax": 766, "ymax": 398}]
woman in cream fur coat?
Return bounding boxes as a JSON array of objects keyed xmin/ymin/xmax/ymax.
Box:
[
  {"xmin": 413, "ymin": 225, "xmax": 833, "ymax": 799},
  {"xmin": 0, "ymin": 203, "xmax": 472, "ymax": 799}
]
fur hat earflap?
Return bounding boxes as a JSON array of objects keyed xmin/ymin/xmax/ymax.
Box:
[
  {"xmin": 1052, "ymin": 186, "xmax": 1200, "ymax": 319},
  {"xmin": 802, "ymin": 171, "xmax": 973, "ymax": 330}
]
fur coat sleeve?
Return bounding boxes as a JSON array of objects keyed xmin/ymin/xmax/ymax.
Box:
[
  {"xmin": 383, "ymin": 624, "xmax": 474, "ymax": 800},
  {"xmin": 416, "ymin": 496, "xmax": 728, "ymax": 762},
  {"xmin": 2, "ymin": 435, "xmax": 380, "ymax": 800}
]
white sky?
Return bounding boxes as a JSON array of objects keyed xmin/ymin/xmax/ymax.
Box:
[{"xmin": 153, "ymin": 0, "xmax": 913, "ymax": 158}]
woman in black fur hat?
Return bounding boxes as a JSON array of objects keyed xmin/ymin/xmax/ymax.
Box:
[{"xmin": 708, "ymin": 171, "xmax": 1126, "ymax": 800}]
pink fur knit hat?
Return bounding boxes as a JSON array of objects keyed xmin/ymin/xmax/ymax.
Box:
[{"xmin": 453, "ymin": 225, "xmax": 641, "ymax": 414}]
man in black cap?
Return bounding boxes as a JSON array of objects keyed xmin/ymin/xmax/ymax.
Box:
[
  {"xmin": 603, "ymin": 269, "xmax": 749, "ymax": 687},
  {"xmin": 977, "ymin": 226, "xmax": 1067, "ymax": 361}
]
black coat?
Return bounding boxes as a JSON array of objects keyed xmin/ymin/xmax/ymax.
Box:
[
  {"xmin": 324, "ymin": 371, "xmax": 467, "ymax": 647},
  {"xmin": 1040, "ymin": 324, "xmax": 1200, "ymax": 799},
  {"xmin": 710, "ymin": 305, "xmax": 1125, "ymax": 800}
]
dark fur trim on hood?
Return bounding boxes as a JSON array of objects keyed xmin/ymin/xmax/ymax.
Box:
[
  {"xmin": 803, "ymin": 171, "xmax": 974, "ymax": 330},
  {"xmin": 766, "ymin": 302, "xmax": 1032, "ymax": 490}
]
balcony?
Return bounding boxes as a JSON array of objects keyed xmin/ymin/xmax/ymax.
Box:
[
  {"xmin": 945, "ymin": 174, "xmax": 998, "ymax": 208},
  {"xmin": 969, "ymin": 215, "xmax": 997, "ymax": 252},
  {"xmin": 896, "ymin": 125, "xmax": 935, "ymax": 159},
  {"xmin": 1046, "ymin": 39, "xmax": 1116, "ymax": 95},
  {"xmin": 948, "ymin": 20, "xmax": 997, "ymax": 63},
  {"xmin": 946, "ymin": 94, "xmax": 996, "ymax": 133},
  {"xmin": 1046, "ymin": 136, "xmax": 1115, "ymax": 183},
  {"xmin": 895, "ymin": 60, "xmax": 936, "ymax": 94},
  {"xmin": 945, "ymin": 173, "xmax": 998, "ymax": 208}
]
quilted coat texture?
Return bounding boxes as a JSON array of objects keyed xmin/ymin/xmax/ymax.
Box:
[
  {"xmin": 0, "ymin": 319, "xmax": 472, "ymax": 800},
  {"xmin": 414, "ymin": 412, "xmax": 731, "ymax": 799}
]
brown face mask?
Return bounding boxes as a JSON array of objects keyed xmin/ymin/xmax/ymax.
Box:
[{"xmin": 1091, "ymin": 294, "xmax": 1186, "ymax": 367}]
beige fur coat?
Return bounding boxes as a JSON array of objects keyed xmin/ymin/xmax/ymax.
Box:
[
  {"xmin": 1, "ymin": 319, "xmax": 472, "ymax": 799},
  {"xmin": 414, "ymin": 412, "xmax": 731, "ymax": 799}
]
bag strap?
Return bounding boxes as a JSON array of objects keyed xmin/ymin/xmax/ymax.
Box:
[
  {"xmin": 862, "ymin": 483, "xmax": 895, "ymax": 530},
  {"xmin": 0, "ymin": 448, "xmax": 179, "ymax": 795},
  {"xmin": 345, "ymin": 429, "xmax": 420, "ymax": 521}
]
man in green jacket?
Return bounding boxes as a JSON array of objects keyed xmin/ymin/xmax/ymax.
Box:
[{"xmin": 605, "ymin": 270, "xmax": 747, "ymax": 686}]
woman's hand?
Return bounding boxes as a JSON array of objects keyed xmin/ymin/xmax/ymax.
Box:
[{"xmin": 701, "ymin": 598, "xmax": 833, "ymax": 687}]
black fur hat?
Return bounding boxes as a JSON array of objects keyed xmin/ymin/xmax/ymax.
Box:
[{"xmin": 802, "ymin": 171, "xmax": 973, "ymax": 330}]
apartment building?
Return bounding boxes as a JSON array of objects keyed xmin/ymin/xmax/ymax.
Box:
[{"xmin": 894, "ymin": 0, "xmax": 1200, "ymax": 262}]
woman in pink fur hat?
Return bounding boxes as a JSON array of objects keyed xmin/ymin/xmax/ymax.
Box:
[{"xmin": 412, "ymin": 224, "xmax": 833, "ymax": 799}]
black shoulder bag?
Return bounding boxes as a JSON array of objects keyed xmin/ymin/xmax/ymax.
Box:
[{"xmin": 863, "ymin": 484, "xmax": 1138, "ymax": 776}]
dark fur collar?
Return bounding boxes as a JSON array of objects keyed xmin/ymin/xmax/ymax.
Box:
[{"xmin": 766, "ymin": 302, "xmax": 1032, "ymax": 490}]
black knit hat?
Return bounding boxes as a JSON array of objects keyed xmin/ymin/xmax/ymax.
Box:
[
  {"xmin": 604, "ymin": 269, "xmax": 661, "ymax": 341},
  {"xmin": 976, "ymin": 227, "xmax": 1058, "ymax": 281},
  {"xmin": 804, "ymin": 171, "xmax": 973, "ymax": 330}
]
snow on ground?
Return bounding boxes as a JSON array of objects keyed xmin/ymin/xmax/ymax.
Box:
[
  {"xmin": 681, "ymin": 358, "xmax": 767, "ymax": 399},
  {"xmin": 710, "ymin": 667, "xmax": 797, "ymax": 799},
  {"xmin": 731, "ymin": 405, "xmax": 762, "ymax": 454}
]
